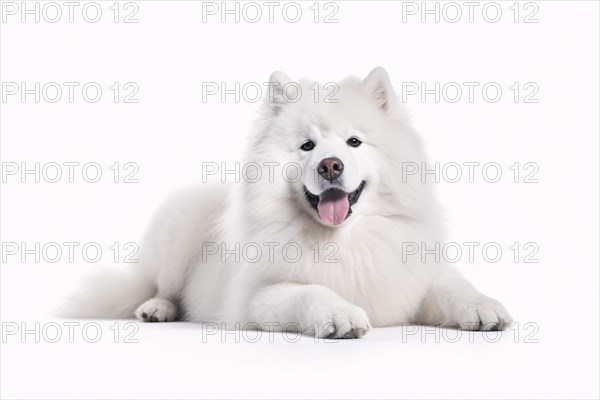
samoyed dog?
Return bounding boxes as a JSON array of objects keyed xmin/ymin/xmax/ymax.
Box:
[{"xmin": 65, "ymin": 68, "xmax": 512, "ymax": 338}]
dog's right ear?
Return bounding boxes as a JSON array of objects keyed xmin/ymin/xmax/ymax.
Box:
[{"xmin": 265, "ymin": 71, "xmax": 294, "ymax": 114}]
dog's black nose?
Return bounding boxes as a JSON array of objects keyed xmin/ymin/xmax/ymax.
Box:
[{"xmin": 318, "ymin": 157, "xmax": 344, "ymax": 181}]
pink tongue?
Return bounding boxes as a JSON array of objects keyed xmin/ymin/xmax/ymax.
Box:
[{"xmin": 317, "ymin": 195, "xmax": 350, "ymax": 226}]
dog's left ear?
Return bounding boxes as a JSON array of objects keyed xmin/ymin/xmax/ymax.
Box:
[{"xmin": 363, "ymin": 67, "xmax": 395, "ymax": 112}]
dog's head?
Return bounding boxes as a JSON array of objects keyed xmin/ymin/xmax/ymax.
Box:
[{"xmin": 243, "ymin": 67, "xmax": 433, "ymax": 229}]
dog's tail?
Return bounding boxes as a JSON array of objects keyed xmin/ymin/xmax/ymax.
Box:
[{"xmin": 58, "ymin": 267, "xmax": 156, "ymax": 319}]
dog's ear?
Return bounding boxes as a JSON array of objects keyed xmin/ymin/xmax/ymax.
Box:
[
  {"xmin": 363, "ymin": 67, "xmax": 395, "ymax": 112},
  {"xmin": 265, "ymin": 71, "xmax": 294, "ymax": 114}
]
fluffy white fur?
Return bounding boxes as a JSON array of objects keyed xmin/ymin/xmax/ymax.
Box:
[{"xmin": 64, "ymin": 68, "xmax": 512, "ymax": 338}]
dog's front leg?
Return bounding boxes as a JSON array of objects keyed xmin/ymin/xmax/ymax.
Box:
[
  {"xmin": 416, "ymin": 275, "xmax": 513, "ymax": 331},
  {"xmin": 247, "ymin": 283, "xmax": 371, "ymax": 339}
]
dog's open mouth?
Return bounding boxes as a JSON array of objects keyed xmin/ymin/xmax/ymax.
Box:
[{"xmin": 304, "ymin": 181, "xmax": 366, "ymax": 226}]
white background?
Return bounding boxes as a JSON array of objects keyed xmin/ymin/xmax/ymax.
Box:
[{"xmin": 1, "ymin": 1, "xmax": 599, "ymax": 399}]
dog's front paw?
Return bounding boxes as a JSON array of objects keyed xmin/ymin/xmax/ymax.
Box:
[
  {"xmin": 311, "ymin": 304, "xmax": 371, "ymax": 339},
  {"xmin": 452, "ymin": 295, "xmax": 513, "ymax": 331},
  {"xmin": 135, "ymin": 298, "xmax": 177, "ymax": 322}
]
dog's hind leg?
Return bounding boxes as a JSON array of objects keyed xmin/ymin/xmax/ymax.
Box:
[
  {"xmin": 135, "ymin": 297, "xmax": 177, "ymax": 322},
  {"xmin": 133, "ymin": 260, "xmax": 185, "ymax": 322}
]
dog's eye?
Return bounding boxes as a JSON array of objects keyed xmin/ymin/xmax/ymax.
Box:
[
  {"xmin": 300, "ymin": 140, "xmax": 315, "ymax": 151},
  {"xmin": 347, "ymin": 137, "xmax": 362, "ymax": 148}
]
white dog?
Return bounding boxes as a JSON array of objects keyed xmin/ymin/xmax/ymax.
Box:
[{"xmin": 65, "ymin": 68, "xmax": 512, "ymax": 338}]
